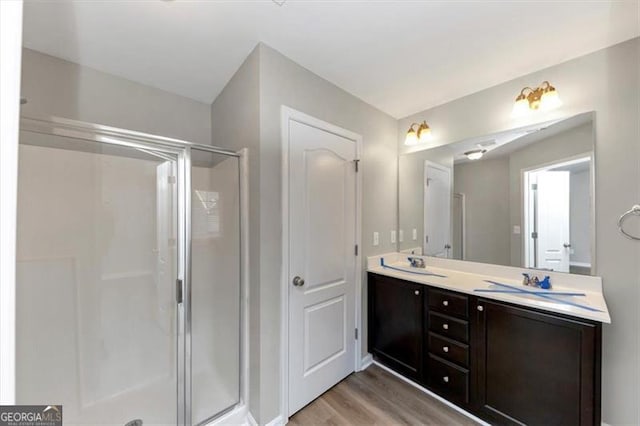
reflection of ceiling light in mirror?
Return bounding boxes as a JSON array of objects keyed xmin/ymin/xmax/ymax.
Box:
[{"xmin": 464, "ymin": 149, "xmax": 487, "ymax": 160}]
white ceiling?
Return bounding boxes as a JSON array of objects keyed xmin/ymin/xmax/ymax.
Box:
[{"xmin": 23, "ymin": 0, "xmax": 639, "ymax": 119}]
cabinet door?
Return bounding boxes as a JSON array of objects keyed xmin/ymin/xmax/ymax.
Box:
[
  {"xmin": 473, "ymin": 299, "xmax": 600, "ymax": 426},
  {"xmin": 368, "ymin": 273, "xmax": 423, "ymax": 380}
]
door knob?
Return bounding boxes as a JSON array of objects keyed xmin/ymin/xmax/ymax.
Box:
[
  {"xmin": 563, "ymin": 243, "xmax": 572, "ymax": 248},
  {"xmin": 292, "ymin": 276, "xmax": 305, "ymax": 287}
]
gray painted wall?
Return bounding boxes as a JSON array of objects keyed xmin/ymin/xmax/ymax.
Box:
[
  {"xmin": 210, "ymin": 46, "xmax": 262, "ymax": 417},
  {"xmin": 453, "ymin": 157, "xmax": 511, "ymax": 265},
  {"xmin": 211, "ymin": 43, "xmax": 398, "ymax": 423},
  {"xmin": 399, "ymin": 37, "xmax": 640, "ymax": 425},
  {"xmin": 210, "ymin": 47, "xmax": 262, "ymax": 416},
  {"xmin": 570, "ymin": 169, "xmax": 591, "ymax": 265},
  {"xmin": 21, "ymin": 48, "xmax": 212, "ymax": 144}
]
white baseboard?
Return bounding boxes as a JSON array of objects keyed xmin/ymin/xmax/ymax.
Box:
[
  {"xmin": 360, "ymin": 353, "xmax": 373, "ymax": 370},
  {"xmin": 264, "ymin": 415, "xmax": 284, "ymax": 426},
  {"xmin": 372, "ymin": 361, "xmax": 490, "ymax": 426}
]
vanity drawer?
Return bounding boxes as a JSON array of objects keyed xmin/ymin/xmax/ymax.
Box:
[
  {"xmin": 428, "ymin": 312, "xmax": 469, "ymax": 343},
  {"xmin": 428, "ymin": 288, "xmax": 468, "ymax": 318},
  {"xmin": 428, "ymin": 332, "xmax": 469, "ymax": 367},
  {"xmin": 426, "ymin": 354, "xmax": 469, "ymax": 405}
]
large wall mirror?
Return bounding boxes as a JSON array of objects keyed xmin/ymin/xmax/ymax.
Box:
[{"xmin": 398, "ymin": 112, "xmax": 595, "ymax": 275}]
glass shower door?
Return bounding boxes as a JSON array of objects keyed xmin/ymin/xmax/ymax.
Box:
[
  {"xmin": 15, "ymin": 131, "xmax": 181, "ymax": 426},
  {"xmin": 189, "ymin": 148, "xmax": 241, "ymax": 424}
]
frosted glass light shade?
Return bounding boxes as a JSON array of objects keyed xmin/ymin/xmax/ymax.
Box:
[
  {"xmin": 540, "ymin": 89, "xmax": 562, "ymax": 111},
  {"xmin": 418, "ymin": 127, "xmax": 432, "ymax": 143},
  {"xmin": 405, "ymin": 129, "xmax": 418, "ymax": 146},
  {"xmin": 511, "ymin": 97, "xmax": 530, "ymax": 118}
]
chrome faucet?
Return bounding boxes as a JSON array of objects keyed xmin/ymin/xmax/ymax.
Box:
[{"xmin": 408, "ymin": 257, "xmax": 426, "ymax": 268}]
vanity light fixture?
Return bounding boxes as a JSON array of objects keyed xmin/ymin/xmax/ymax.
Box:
[
  {"xmin": 511, "ymin": 81, "xmax": 562, "ymax": 117},
  {"xmin": 464, "ymin": 149, "xmax": 486, "ymax": 160},
  {"xmin": 404, "ymin": 120, "xmax": 432, "ymax": 146}
]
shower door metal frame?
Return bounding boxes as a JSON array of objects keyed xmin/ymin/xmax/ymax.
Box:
[{"xmin": 19, "ymin": 115, "xmax": 245, "ymax": 426}]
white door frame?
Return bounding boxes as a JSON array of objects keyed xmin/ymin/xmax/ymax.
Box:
[{"xmin": 280, "ymin": 106, "xmax": 362, "ymax": 422}]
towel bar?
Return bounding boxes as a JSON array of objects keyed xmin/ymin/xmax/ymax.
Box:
[{"xmin": 618, "ymin": 204, "xmax": 640, "ymax": 241}]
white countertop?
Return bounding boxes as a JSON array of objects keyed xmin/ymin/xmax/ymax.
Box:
[{"xmin": 367, "ymin": 253, "xmax": 611, "ymax": 323}]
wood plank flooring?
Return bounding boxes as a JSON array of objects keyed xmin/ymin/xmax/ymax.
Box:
[{"xmin": 288, "ymin": 364, "xmax": 478, "ymax": 425}]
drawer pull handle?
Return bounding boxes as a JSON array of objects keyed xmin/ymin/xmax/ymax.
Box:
[
  {"xmin": 442, "ymin": 323, "xmax": 449, "ymax": 330},
  {"xmin": 442, "ymin": 300, "xmax": 449, "ymax": 306},
  {"xmin": 443, "ymin": 376, "xmax": 449, "ymax": 383},
  {"xmin": 443, "ymin": 346, "xmax": 449, "ymax": 353},
  {"xmin": 477, "ymin": 305, "xmax": 484, "ymax": 311},
  {"xmin": 414, "ymin": 290, "xmax": 420, "ymax": 295}
]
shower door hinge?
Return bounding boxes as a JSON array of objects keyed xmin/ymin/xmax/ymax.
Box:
[
  {"xmin": 176, "ymin": 279, "xmax": 183, "ymax": 304},
  {"xmin": 353, "ymin": 159, "xmax": 360, "ymax": 173},
  {"xmin": 168, "ymin": 175, "xmax": 176, "ymax": 184},
  {"xmin": 355, "ymin": 328, "xmax": 358, "ymax": 340},
  {"xmin": 531, "ymin": 232, "xmax": 538, "ymax": 239},
  {"xmin": 355, "ymin": 244, "xmax": 359, "ymax": 256},
  {"xmin": 531, "ymin": 183, "xmax": 537, "ymax": 190}
]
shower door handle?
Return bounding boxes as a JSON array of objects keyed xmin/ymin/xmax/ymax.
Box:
[{"xmin": 176, "ymin": 279, "xmax": 183, "ymax": 304}]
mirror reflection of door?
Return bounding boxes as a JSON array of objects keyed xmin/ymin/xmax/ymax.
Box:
[
  {"xmin": 524, "ymin": 156, "xmax": 592, "ymax": 274},
  {"xmin": 424, "ymin": 161, "xmax": 451, "ymax": 258},
  {"xmin": 452, "ymin": 193, "xmax": 465, "ymax": 260}
]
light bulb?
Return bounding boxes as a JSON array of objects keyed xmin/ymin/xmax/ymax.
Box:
[
  {"xmin": 405, "ymin": 129, "xmax": 418, "ymax": 146},
  {"xmin": 464, "ymin": 149, "xmax": 486, "ymax": 160},
  {"xmin": 540, "ymin": 88, "xmax": 562, "ymax": 111},
  {"xmin": 511, "ymin": 96, "xmax": 530, "ymax": 118},
  {"xmin": 418, "ymin": 124, "xmax": 432, "ymax": 143}
]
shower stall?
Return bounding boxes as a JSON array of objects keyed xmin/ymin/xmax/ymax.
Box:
[{"xmin": 14, "ymin": 116, "xmax": 246, "ymax": 426}]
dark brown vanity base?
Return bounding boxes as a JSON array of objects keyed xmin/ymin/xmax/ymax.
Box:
[{"xmin": 368, "ymin": 272, "xmax": 602, "ymax": 426}]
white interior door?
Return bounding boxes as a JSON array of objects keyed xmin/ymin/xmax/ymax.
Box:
[
  {"xmin": 288, "ymin": 118, "xmax": 357, "ymax": 416},
  {"xmin": 536, "ymin": 171, "xmax": 570, "ymax": 272},
  {"xmin": 424, "ymin": 161, "xmax": 451, "ymax": 257}
]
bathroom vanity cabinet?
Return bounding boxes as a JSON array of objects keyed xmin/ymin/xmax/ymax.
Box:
[
  {"xmin": 367, "ymin": 273, "xmax": 423, "ymax": 381},
  {"xmin": 368, "ymin": 272, "xmax": 602, "ymax": 426}
]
